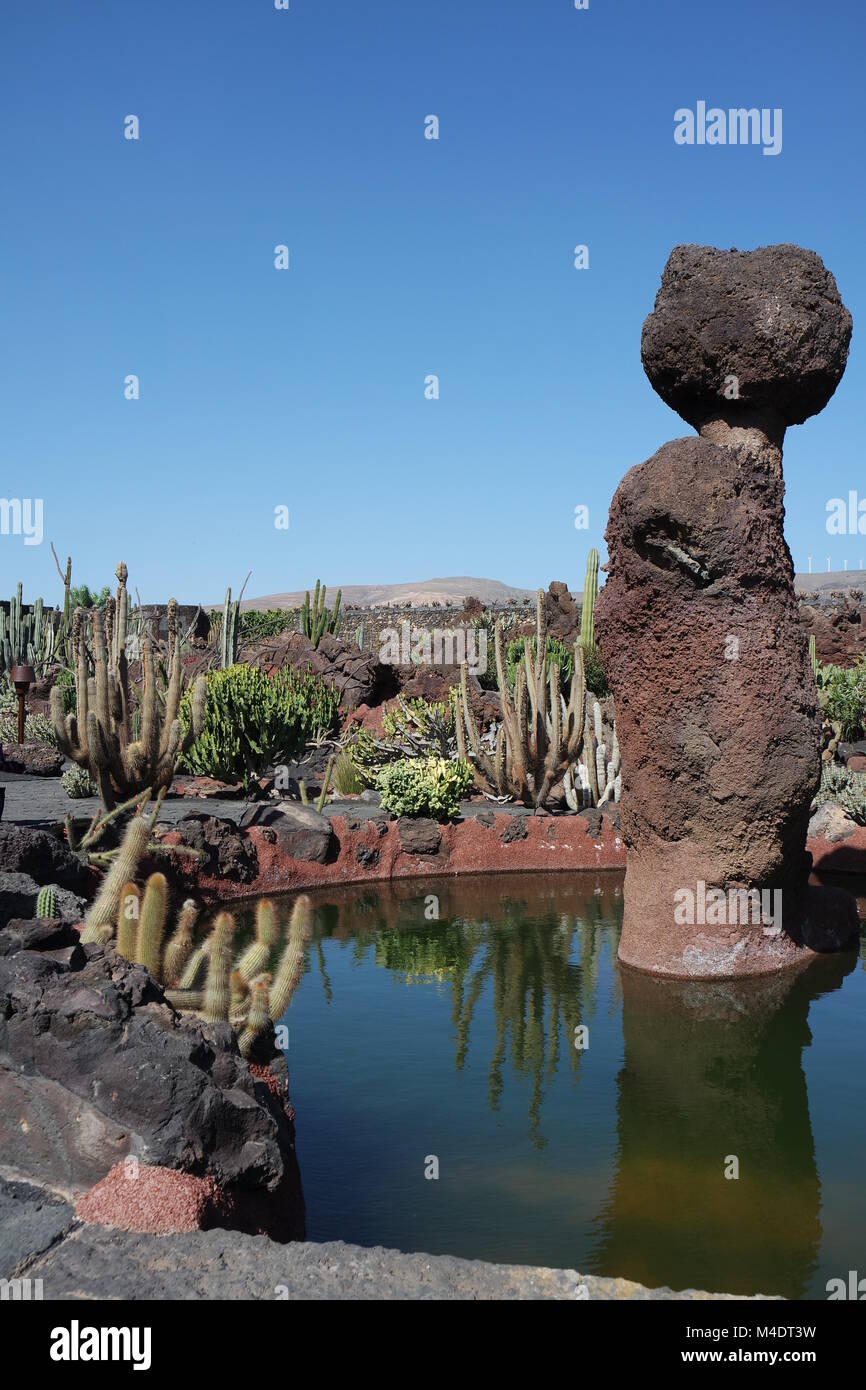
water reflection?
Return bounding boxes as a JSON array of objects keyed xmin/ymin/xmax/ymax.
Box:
[
  {"xmin": 595, "ymin": 954, "xmax": 859, "ymax": 1297},
  {"xmin": 215, "ymin": 876, "xmax": 862, "ymax": 1293},
  {"xmin": 312, "ymin": 876, "xmax": 621, "ymax": 1147}
]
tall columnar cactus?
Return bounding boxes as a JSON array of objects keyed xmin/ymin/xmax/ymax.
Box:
[
  {"xmin": 809, "ymin": 633, "xmax": 819, "ymax": 682},
  {"xmin": 81, "ymin": 813, "xmax": 152, "ymax": 942},
  {"xmin": 116, "ymin": 882, "xmax": 141, "ymax": 960},
  {"xmin": 455, "ymin": 590, "xmax": 586, "ymax": 810},
  {"xmin": 134, "ymin": 873, "xmax": 168, "ymax": 977},
  {"xmin": 36, "ymin": 886, "xmax": 59, "ymax": 919},
  {"xmin": 300, "ymin": 580, "xmax": 342, "ymax": 646},
  {"xmin": 50, "ymin": 562, "xmax": 207, "ymax": 810},
  {"xmin": 202, "ymin": 912, "xmax": 236, "ymax": 1022},
  {"xmin": 580, "ymin": 549, "xmax": 599, "ymax": 649},
  {"xmin": 217, "ymin": 573, "xmax": 250, "ymax": 669}
]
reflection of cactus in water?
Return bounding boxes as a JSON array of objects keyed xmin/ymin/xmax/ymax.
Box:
[{"xmin": 355, "ymin": 882, "xmax": 621, "ymax": 1147}]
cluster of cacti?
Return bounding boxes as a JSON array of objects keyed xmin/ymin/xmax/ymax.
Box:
[
  {"xmin": 36, "ymin": 885, "xmax": 60, "ymax": 919},
  {"xmin": 564, "ymin": 695, "xmax": 621, "ymax": 809},
  {"xmin": 50, "ymin": 562, "xmax": 207, "ymax": 810},
  {"xmin": 144, "ymin": 893, "xmax": 312, "ymax": 1058},
  {"xmin": 300, "ymin": 580, "xmax": 342, "ymax": 646},
  {"xmin": 0, "ymin": 583, "xmax": 56, "ymax": 683},
  {"xmin": 579, "ymin": 549, "xmax": 599, "ymax": 649},
  {"xmin": 455, "ymin": 590, "xmax": 586, "ymax": 809}
]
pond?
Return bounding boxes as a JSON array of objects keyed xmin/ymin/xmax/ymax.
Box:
[{"xmin": 216, "ymin": 873, "xmax": 866, "ymax": 1299}]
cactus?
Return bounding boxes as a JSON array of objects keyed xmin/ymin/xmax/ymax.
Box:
[
  {"xmin": 81, "ymin": 813, "xmax": 152, "ymax": 942},
  {"xmin": 564, "ymin": 696, "xmax": 621, "ymax": 810},
  {"xmin": 455, "ymin": 589, "xmax": 586, "ymax": 810},
  {"xmin": 580, "ymin": 549, "xmax": 599, "ymax": 649},
  {"xmin": 809, "ymin": 633, "xmax": 820, "ymax": 681},
  {"xmin": 229, "ymin": 970, "xmax": 249, "ymax": 1028},
  {"xmin": 163, "ymin": 900, "xmax": 199, "ymax": 985},
  {"xmin": 300, "ymin": 580, "xmax": 342, "ymax": 646},
  {"xmin": 179, "ymin": 943, "xmax": 209, "ymax": 990},
  {"xmin": 115, "ymin": 881, "xmax": 141, "ymax": 960},
  {"xmin": 50, "ymin": 562, "xmax": 207, "ymax": 810},
  {"xmin": 35, "ymin": 885, "xmax": 59, "ymax": 919},
  {"xmin": 269, "ymin": 895, "xmax": 313, "ymax": 1020},
  {"xmin": 235, "ymin": 898, "xmax": 279, "ymax": 982},
  {"xmin": 238, "ymin": 977, "xmax": 272, "ymax": 1058},
  {"xmin": 219, "ymin": 574, "xmax": 250, "ymax": 669},
  {"xmin": 202, "ymin": 912, "xmax": 235, "ymax": 1022},
  {"xmin": 134, "ymin": 873, "xmax": 168, "ymax": 978},
  {"xmin": 0, "ymin": 583, "xmax": 55, "ymax": 684}
]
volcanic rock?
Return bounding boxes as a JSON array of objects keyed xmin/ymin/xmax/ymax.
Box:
[
  {"xmin": 239, "ymin": 802, "xmax": 333, "ymax": 863},
  {"xmin": 597, "ymin": 244, "xmax": 857, "ymax": 977}
]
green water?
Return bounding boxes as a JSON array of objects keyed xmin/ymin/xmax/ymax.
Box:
[{"xmin": 223, "ymin": 874, "xmax": 866, "ymax": 1299}]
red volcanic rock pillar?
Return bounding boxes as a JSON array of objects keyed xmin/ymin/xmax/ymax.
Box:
[{"xmin": 596, "ymin": 244, "xmax": 857, "ymax": 978}]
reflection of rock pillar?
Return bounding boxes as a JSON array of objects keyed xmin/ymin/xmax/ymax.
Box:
[
  {"xmin": 596, "ymin": 244, "xmax": 856, "ymax": 976},
  {"xmin": 595, "ymin": 961, "xmax": 852, "ymax": 1297}
]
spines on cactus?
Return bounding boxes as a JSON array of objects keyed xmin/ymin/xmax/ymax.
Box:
[
  {"xmin": 202, "ymin": 912, "xmax": 236, "ymax": 1022},
  {"xmin": 239, "ymin": 977, "xmax": 272, "ymax": 1058},
  {"xmin": 269, "ymin": 894, "xmax": 313, "ymax": 1021},
  {"xmin": 115, "ymin": 881, "xmax": 141, "ymax": 960},
  {"xmin": 163, "ymin": 900, "xmax": 199, "ymax": 986},
  {"xmin": 134, "ymin": 873, "xmax": 168, "ymax": 979},
  {"xmin": 81, "ymin": 814, "xmax": 152, "ymax": 942},
  {"xmin": 35, "ymin": 886, "xmax": 59, "ymax": 920}
]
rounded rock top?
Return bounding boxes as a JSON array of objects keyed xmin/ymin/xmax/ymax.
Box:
[{"xmin": 640, "ymin": 243, "xmax": 852, "ymax": 429}]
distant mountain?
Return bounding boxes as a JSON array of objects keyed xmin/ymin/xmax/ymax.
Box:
[
  {"xmin": 794, "ymin": 569, "xmax": 866, "ymax": 594},
  {"xmin": 221, "ymin": 570, "xmax": 866, "ymax": 613},
  {"xmin": 236, "ymin": 577, "xmax": 540, "ymax": 611}
]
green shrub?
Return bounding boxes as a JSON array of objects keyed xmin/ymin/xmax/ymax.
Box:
[
  {"xmin": 351, "ymin": 696, "xmax": 457, "ymax": 783},
  {"xmin": 817, "ymin": 661, "xmax": 866, "ymax": 741},
  {"xmin": 505, "ymin": 635, "xmax": 573, "ymax": 694},
  {"xmin": 240, "ymin": 608, "xmax": 297, "ymax": 642},
  {"xmin": 377, "ymin": 756, "xmax": 473, "ymax": 821},
  {"xmin": 581, "ymin": 641, "xmax": 609, "ymax": 697},
  {"xmin": 180, "ymin": 663, "xmax": 340, "ymax": 786}
]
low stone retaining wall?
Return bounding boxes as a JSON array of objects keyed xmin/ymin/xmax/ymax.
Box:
[{"xmin": 162, "ymin": 808, "xmax": 627, "ymax": 903}]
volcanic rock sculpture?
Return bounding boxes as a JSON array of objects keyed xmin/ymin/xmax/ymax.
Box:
[{"xmin": 596, "ymin": 244, "xmax": 857, "ymax": 977}]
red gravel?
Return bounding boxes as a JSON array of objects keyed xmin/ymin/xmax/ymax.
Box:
[{"xmin": 75, "ymin": 1162, "xmax": 229, "ymax": 1234}]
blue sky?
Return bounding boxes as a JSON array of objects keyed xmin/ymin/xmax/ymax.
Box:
[{"xmin": 1, "ymin": 0, "xmax": 863, "ymax": 606}]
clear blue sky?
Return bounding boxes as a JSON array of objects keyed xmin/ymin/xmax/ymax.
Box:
[{"xmin": 1, "ymin": 0, "xmax": 863, "ymax": 607}]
